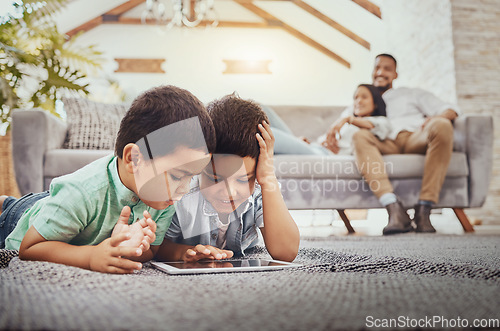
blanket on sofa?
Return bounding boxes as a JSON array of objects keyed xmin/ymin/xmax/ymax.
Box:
[{"xmin": 1, "ymin": 234, "xmax": 498, "ymax": 330}]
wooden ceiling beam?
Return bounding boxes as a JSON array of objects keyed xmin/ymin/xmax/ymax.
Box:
[
  {"xmin": 247, "ymin": 0, "xmax": 382, "ymax": 20},
  {"xmin": 199, "ymin": 21, "xmax": 272, "ymax": 28},
  {"xmin": 65, "ymin": 0, "xmax": 361, "ymax": 68},
  {"xmin": 292, "ymin": 0, "xmax": 370, "ymax": 50},
  {"xmin": 351, "ymin": 0, "xmax": 382, "ymax": 19},
  {"xmin": 106, "ymin": 0, "xmax": 146, "ymax": 16},
  {"xmin": 234, "ymin": 0, "xmax": 350, "ymax": 68},
  {"xmin": 65, "ymin": 0, "xmax": 146, "ymax": 37},
  {"xmin": 281, "ymin": 23, "xmax": 350, "ymax": 68},
  {"xmin": 235, "ymin": 1, "xmax": 280, "ymax": 23},
  {"xmin": 107, "ymin": 17, "xmax": 273, "ymax": 29},
  {"xmin": 66, "ymin": 17, "xmax": 103, "ymax": 37}
]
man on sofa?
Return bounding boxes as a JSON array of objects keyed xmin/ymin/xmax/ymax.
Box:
[{"xmin": 326, "ymin": 54, "xmax": 461, "ymax": 235}]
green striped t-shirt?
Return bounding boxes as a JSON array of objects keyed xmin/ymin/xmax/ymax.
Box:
[{"xmin": 5, "ymin": 155, "xmax": 175, "ymax": 250}]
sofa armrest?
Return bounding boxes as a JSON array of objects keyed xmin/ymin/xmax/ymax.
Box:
[
  {"xmin": 12, "ymin": 109, "xmax": 67, "ymax": 195},
  {"xmin": 453, "ymin": 114, "xmax": 494, "ymax": 207}
]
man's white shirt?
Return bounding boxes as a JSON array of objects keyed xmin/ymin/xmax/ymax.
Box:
[{"xmin": 341, "ymin": 87, "xmax": 460, "ymax": 140}]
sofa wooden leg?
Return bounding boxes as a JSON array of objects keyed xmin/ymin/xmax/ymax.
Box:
[
  {"xmin": 452, "ymin": 208, "xmax": 474, "ymax": 233},
  {"xmin": 337, "ymin": 209, "xmax": 355, "ymax": 234}
]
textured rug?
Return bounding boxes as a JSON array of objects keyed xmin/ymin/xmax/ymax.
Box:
[{"xmin": 1, "ymin": 234, "xmax": 499, "ymax": 330}]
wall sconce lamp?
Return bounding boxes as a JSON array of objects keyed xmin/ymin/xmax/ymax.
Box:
[
  {"xmin": 222, "ymin": 59, "xmax": 272, "ymax": 74},
  {"xmin": 115, "ymin": 58, "xmax": 166, "ymax": 73}
]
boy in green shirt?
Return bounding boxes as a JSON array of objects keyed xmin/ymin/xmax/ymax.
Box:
[{"xmin": 0, "ymin": 85, "xmax": 215, "ymax": 273}]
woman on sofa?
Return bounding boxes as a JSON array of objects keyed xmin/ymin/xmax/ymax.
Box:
[{"xmin": 264, "ymin": 84, "xmax": 390, "ymax": 155}]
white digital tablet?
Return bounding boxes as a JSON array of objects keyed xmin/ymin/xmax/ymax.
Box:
[{"xmin": 151, "ymin": 258, "xmax": 301, "ymax": 275}]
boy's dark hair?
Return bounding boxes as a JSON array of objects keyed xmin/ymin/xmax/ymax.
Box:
[
  {"xmin": 358, "ymin": 84, "xmax": 387, "ymax": 117},
  {"xmin": 375, "ymin": 53, "xmax": 397, "ymax": 68},
  {"xmin": 115, "ymin": 85, "xmax": 216, "ymax": 159},
  {"xmin": 207, "ymin": 94, "xmax": 269, "ymax": 159}
]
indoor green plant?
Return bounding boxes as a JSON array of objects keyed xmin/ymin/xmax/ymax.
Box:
[
  {"xmin": 0, "ymin": 0, "xmax": 103, "ymax": 196},
  {"xmin": 0, "ymin": 0, "xmax": 103, "ymax": 133}
]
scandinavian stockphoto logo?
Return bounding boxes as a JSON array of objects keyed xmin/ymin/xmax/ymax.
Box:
[{"xmin": 276, "ymin": 157, "xmax": 394, "ymax": 195}]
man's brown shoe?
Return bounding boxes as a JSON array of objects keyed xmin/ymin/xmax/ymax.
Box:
[
  {"xmin": 383, "ymin": 201, "xmax": 413, "ymax": 235},
  {"xmin": 414, "ymin": 204, "xmax": 436, "ymax": 233}
]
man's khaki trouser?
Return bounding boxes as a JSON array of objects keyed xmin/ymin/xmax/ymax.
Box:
[{"xmin": 352, "ymin": 117, "xmax": 454, "ymax": 203}]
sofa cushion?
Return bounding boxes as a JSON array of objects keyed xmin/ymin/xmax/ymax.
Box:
[
  {"xmin": 274, "ymin": 152, "xmax": 468, "ymax": 179},
  {"xmin": 44, "ymin": 149, "xmax": 113, "ymax": 178},
  {"xmin": 278, "ymin": 177, "xmax": 469, "ymax": 209},
  {"xmin": 62, "ymin": 97, "xmax": 129, "ymax": 150}
]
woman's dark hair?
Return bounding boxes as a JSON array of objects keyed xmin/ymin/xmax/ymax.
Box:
[{"xmin": 356, "ymin": 84, "xmax": 386, "ymax": 117}]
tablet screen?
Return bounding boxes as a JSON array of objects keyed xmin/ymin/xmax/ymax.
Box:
[{"xmin": 163, "ymin": 259, "xmax": 288, "ymax": 270}]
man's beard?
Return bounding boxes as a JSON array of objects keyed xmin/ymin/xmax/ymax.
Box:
[{"xmin": 376, "ymin": 84, "xmax": 391, "ymax": 94}]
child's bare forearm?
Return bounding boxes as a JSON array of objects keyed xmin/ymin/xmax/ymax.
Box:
[
  {"xmin": 256, "ymin": 121, "xmax": 299, "ymax": 261},
  {"xmin": 20, "ymin": 225, "xmax": 143, "ymax": 273},
  {"xmin": 260, "ymin": 177, "xmax": 300, "ymax": 262},
  {"xmin": 20, "ymin": 239, "xmax": 94, "ymax": 270}
]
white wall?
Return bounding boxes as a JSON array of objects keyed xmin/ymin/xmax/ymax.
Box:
[
  {"xmin": 56, "ymin": 0, "xmax": 387, "ymax": 106},
  {"xmin": 54, "ymin": 0, "xmax": 460, "ymax": 107},
  {"xmin": 378, "ymin": 0, "xmax": 457, "ymax": 103},
  {"xmin": 5, "ymin": 0, "xmax": 460, "ymax": 106}
]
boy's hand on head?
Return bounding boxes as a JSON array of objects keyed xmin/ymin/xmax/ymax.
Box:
[
  {"xmin": 183, "ymin": 244, "xmax": 234, "ymax": 262},
  {"xmin": 89, "ymin": 232, "xmax": 143, "ymax": 274},
  {"xmin": 256, "ymin": 121, "xmax": 278, "ymax": 189}
]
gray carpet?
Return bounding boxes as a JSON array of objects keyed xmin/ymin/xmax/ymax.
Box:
[{"xmin": 1, "ymin": 234, "xmax": 499, "ymax": 330}]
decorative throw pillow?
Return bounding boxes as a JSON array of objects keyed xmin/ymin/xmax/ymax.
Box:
[{"xmin": 62, "ymin": 97, "xmax": 129, "ymax": 150}]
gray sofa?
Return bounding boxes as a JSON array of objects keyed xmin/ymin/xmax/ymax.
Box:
[{"xmin": 12, "ymin": 106, "xmax": 493, "ymax": 232}]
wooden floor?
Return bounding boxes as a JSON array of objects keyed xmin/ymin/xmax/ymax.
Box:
[{"xmin": 291, "ymin": 208, "xmax": 500, "ymax": 237}]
